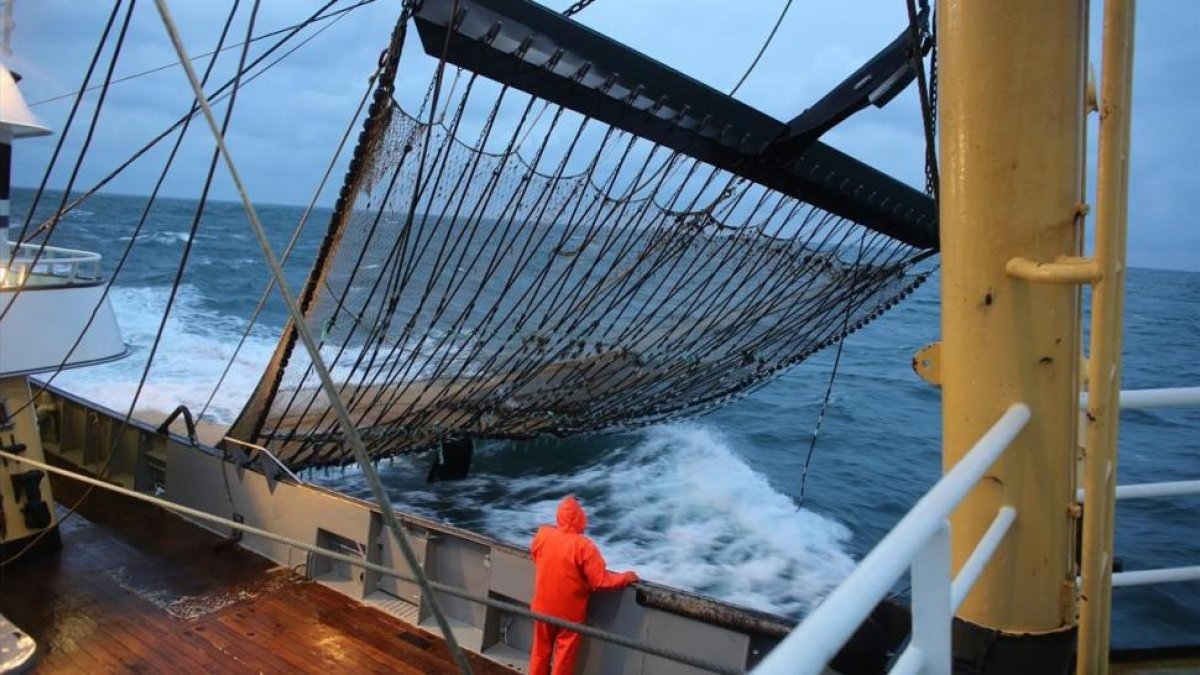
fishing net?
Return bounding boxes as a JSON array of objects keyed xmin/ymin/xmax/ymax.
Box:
[{"xmin": 229, "ymin": 19, "xmax": 933, "ymax": 469}]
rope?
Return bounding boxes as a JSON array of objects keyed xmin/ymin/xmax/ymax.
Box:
[
  {"xmin": 797, "ymin": 308, "xmax": 850, "ymax": 507},
  {"xmin": 795, "ymin": 228, "xmax": 871, "ymax": 507},
  {"xmin": 150, "ymin": 1, "xmax": 474, "ymax": 671},
  {"xmin": 0, "ymin": 449, "xmax": 741, "ymax": 675}
]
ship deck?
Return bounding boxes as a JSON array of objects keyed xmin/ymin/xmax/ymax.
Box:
[{"xmin": 0, "ymin": 478, "xmax": 513, "ymax": 674}]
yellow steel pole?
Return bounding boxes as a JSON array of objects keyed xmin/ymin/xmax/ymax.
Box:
[
  {"xmin": 1078, "ymin": 0, "xmax": 1136, "ymax": 672},
  {"xmin": 939, "ymin": 0, "xmax": 1086, "ymax": 662}
]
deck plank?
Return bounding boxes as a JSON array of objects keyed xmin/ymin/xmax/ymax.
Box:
[{"xmin": 0, "ymin": 480, "xmax": 515, "ymax": 674}]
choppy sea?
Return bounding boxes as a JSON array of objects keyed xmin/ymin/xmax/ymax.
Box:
[{"xmin": 12, "ymin": 187, "xmax": 1199, "ymax": 647}]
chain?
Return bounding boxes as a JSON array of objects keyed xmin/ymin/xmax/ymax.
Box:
[
  {"xmin": 562, "ymin": 0, "xmax": 598, "ymax": 18},
  {"xmin": 906, "ymin": 0, "xmax": 939, "ymax": 201},
  {"xmin": 924, "ymin": 10, "xmax": 938, "ymax": 199},
  {"xmin": 928, "ymin": 14, "xmax": 938, "ymax": 167}
]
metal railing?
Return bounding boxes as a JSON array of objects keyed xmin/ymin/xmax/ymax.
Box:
[
  {"xmin": 755, "ymin": 385, "xmax": 1197, "ymax": 674},
  {"xmin": 1078, "ymin": 480, "xmax": 1200, "ymax": 503},
  {"xmin": 1081, "ymin": 386, "xmax": 1200, "ymax": 591},
  {"xmin": 0, "ymin": 240, "xmax": 103, "ymax": 287},
  {"xmin": 1081, "ymin": 386, "xmax": 1200, "ymax": 410},
  {"xmin": 752, "ymin": 404, "xmax": 1031, "ymax": 675},
  {"xmin": 1114, "ymin": 386, "xmax": 1200, "ymax": 409}
]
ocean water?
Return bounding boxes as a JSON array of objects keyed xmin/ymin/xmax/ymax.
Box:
[{"xmin": 11, "ymin": 187, "xmax": 1199, "ymax": 647}]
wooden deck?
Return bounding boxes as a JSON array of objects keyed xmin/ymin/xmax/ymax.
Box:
[{"xmin": 0, "ymin": 479, "xmax": 513, "ymax": 674}]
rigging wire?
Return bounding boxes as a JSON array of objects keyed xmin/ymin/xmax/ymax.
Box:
[
  {"xmin": 21, "ymin": 0, "xmax": 362, "ymax": 241},
  {"xmin": 3, "ymin": 0, "xmax": 385, "ymax": 568},
  {"xmin": 10, "ymin": 0, "xmax": 252, "ymax": 424},
  {"xmin": 882, "ymin": 0, "xmax": 939, "ymax": 603},
  {"xmin": 0, "ymin": 0, "xmax": 246, "ymax": 568},
  {"xmin": 150, "ymin": 1, "xmax": 475, "ymax": 671},
  {"xmin": 6, "ymin": 0, "xmax": 343, "ymax": 419},
  {"xmin": 791, "ymin": 0, "xmax": 943, "ymax": 497},
  {"xmin": 0, "ymin": 0, "xmax": 131, "ymax": 565},
  {"xmin": 728, "ymin": 0, "xmax": 794, "ymax": 97},
  {"xmin": 560, "ymin": 0, "xmax": 793, "ymax": 99},
  {"xmin": 196, "ymin": 64, "xmax": 379, "ymax": 426},
  {"xmin": 797, "ymin": 231, "xmax": 867, "ymax": 508},
  {"xmin": 3, "ymin": 0, "xmax": 123, "ymax": 269},
  {"xmin": 26, "ymin": 0, "xmax": 379, "ymax": 108}
]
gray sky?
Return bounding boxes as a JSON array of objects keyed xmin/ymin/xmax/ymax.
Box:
[{"xmin": 6, "ymin": 0, "xmax": 1199, "ymax": 271}]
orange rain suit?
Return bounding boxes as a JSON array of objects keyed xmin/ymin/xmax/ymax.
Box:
[{"xmin": 528, "ymin": 496, "xmax": 638, "ymax": 675}]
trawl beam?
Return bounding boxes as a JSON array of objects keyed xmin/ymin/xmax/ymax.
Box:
[{"xmin": 412, "ymin": 0, "xmax": 938, "ymax": 249}]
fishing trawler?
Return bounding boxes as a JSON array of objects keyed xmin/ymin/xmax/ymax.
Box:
[{"xmin": 1, "ymin": 0, "xmax": 1196, "ymax": 673}]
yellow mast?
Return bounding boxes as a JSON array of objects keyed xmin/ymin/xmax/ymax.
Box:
[{"xmin": 939, "ymin": 0, "xmax": 1086, "ymax": 665}]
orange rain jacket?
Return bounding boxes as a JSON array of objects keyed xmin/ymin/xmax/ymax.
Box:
[{"xmin": 530, "ymin": 496, "xmax": 638, "ymax": 623}]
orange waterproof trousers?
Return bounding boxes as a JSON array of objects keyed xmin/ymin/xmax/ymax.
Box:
[{"xmin": 529, "ymin": 621, "xmax": 582, "ymax": 675}]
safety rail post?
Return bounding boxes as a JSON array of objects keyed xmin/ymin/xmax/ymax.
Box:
[
  {"xmin": 909, "ymin": 522, "xmax": 952, "ymax": 675},
  {"xmin": 939, "ymin": 0, "xmax": 1086, "ymax": 668},
  {"xmin": 1077, "ymin": 0, "xmax": 1137, "ymax": 671},
  {"xmin": 751, "ymin": 404, "xmax": 1029, "ymax": 675}
]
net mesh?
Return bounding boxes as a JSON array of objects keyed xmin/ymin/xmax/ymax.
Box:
[{"xmin": 240, "ymin": 65, "xmax": 931, "ymax": 469}]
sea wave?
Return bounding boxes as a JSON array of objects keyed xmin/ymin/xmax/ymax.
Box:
[
  {"xmin": 320, "ymin": 423, "xmax": 857, "ymax": 618},
  {"xmin": 51, "ymin": 284, "xmax": 278, "ymax": 425},
  {"xmin": 486, "ymin": 425, "xmax": 856, "ymax": 616}
]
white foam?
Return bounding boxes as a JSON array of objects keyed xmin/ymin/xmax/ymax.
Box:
[
  {"xmin": 52, "ymin": 284, "xmax": 279, "ymax": 424},
  {"xmin": 452, "ymin": 425, "xmax": 855, "ymax": 618}
]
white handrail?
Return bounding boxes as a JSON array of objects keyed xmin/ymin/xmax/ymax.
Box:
[
  {"xmin": 1077, "ymin": 479, "xmax": 1200, "ymax": 503},
  {"xmin": 1118, "ymin": 387, "xmax": 1200, "ymax": 409},
  {"xmin": 752, "ymin": 403, "xmax": 1032, "ymax": 675},
  {"xmin": 1080, "ymin": 386, "xmax": 1200, "ymax": 410},
  {"xmin": 1, "ymin": 240, "xmax": 103, "ymax": 285},
  {"xmin": 1111, "ymin": 565, "xmax": 1200, "ymax": 587},
  {"xmin": 1072, "ymin": 386, "xmax": 1200, "ymax": 606},
  {"xmin": 951, "ymin": 506, "xmax": 1017, "ymax": 612}
]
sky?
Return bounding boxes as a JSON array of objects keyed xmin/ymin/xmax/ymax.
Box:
[{"xmin": 4, "ymin": 0, "xmax": 1199, "ymax": 271}]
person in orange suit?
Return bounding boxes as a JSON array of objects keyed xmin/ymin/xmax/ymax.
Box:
[{"xmin": 528, "ymin": 495, "xmax": 639, "ymax": 675}]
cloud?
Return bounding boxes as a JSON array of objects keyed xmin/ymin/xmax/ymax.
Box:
[{"xmin": 6, "ymin": 0, "xmax": 1198, "ymax": 270}]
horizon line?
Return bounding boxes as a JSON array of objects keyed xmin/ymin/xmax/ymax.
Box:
[{"xmin": 10, "ymin": 184, "xmax": 1199, "ymax": 274}]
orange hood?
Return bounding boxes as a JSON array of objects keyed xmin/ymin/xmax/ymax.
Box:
[{"xmin": 556, "ymin": 496, "xmax": 587, "ymax": 534}]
